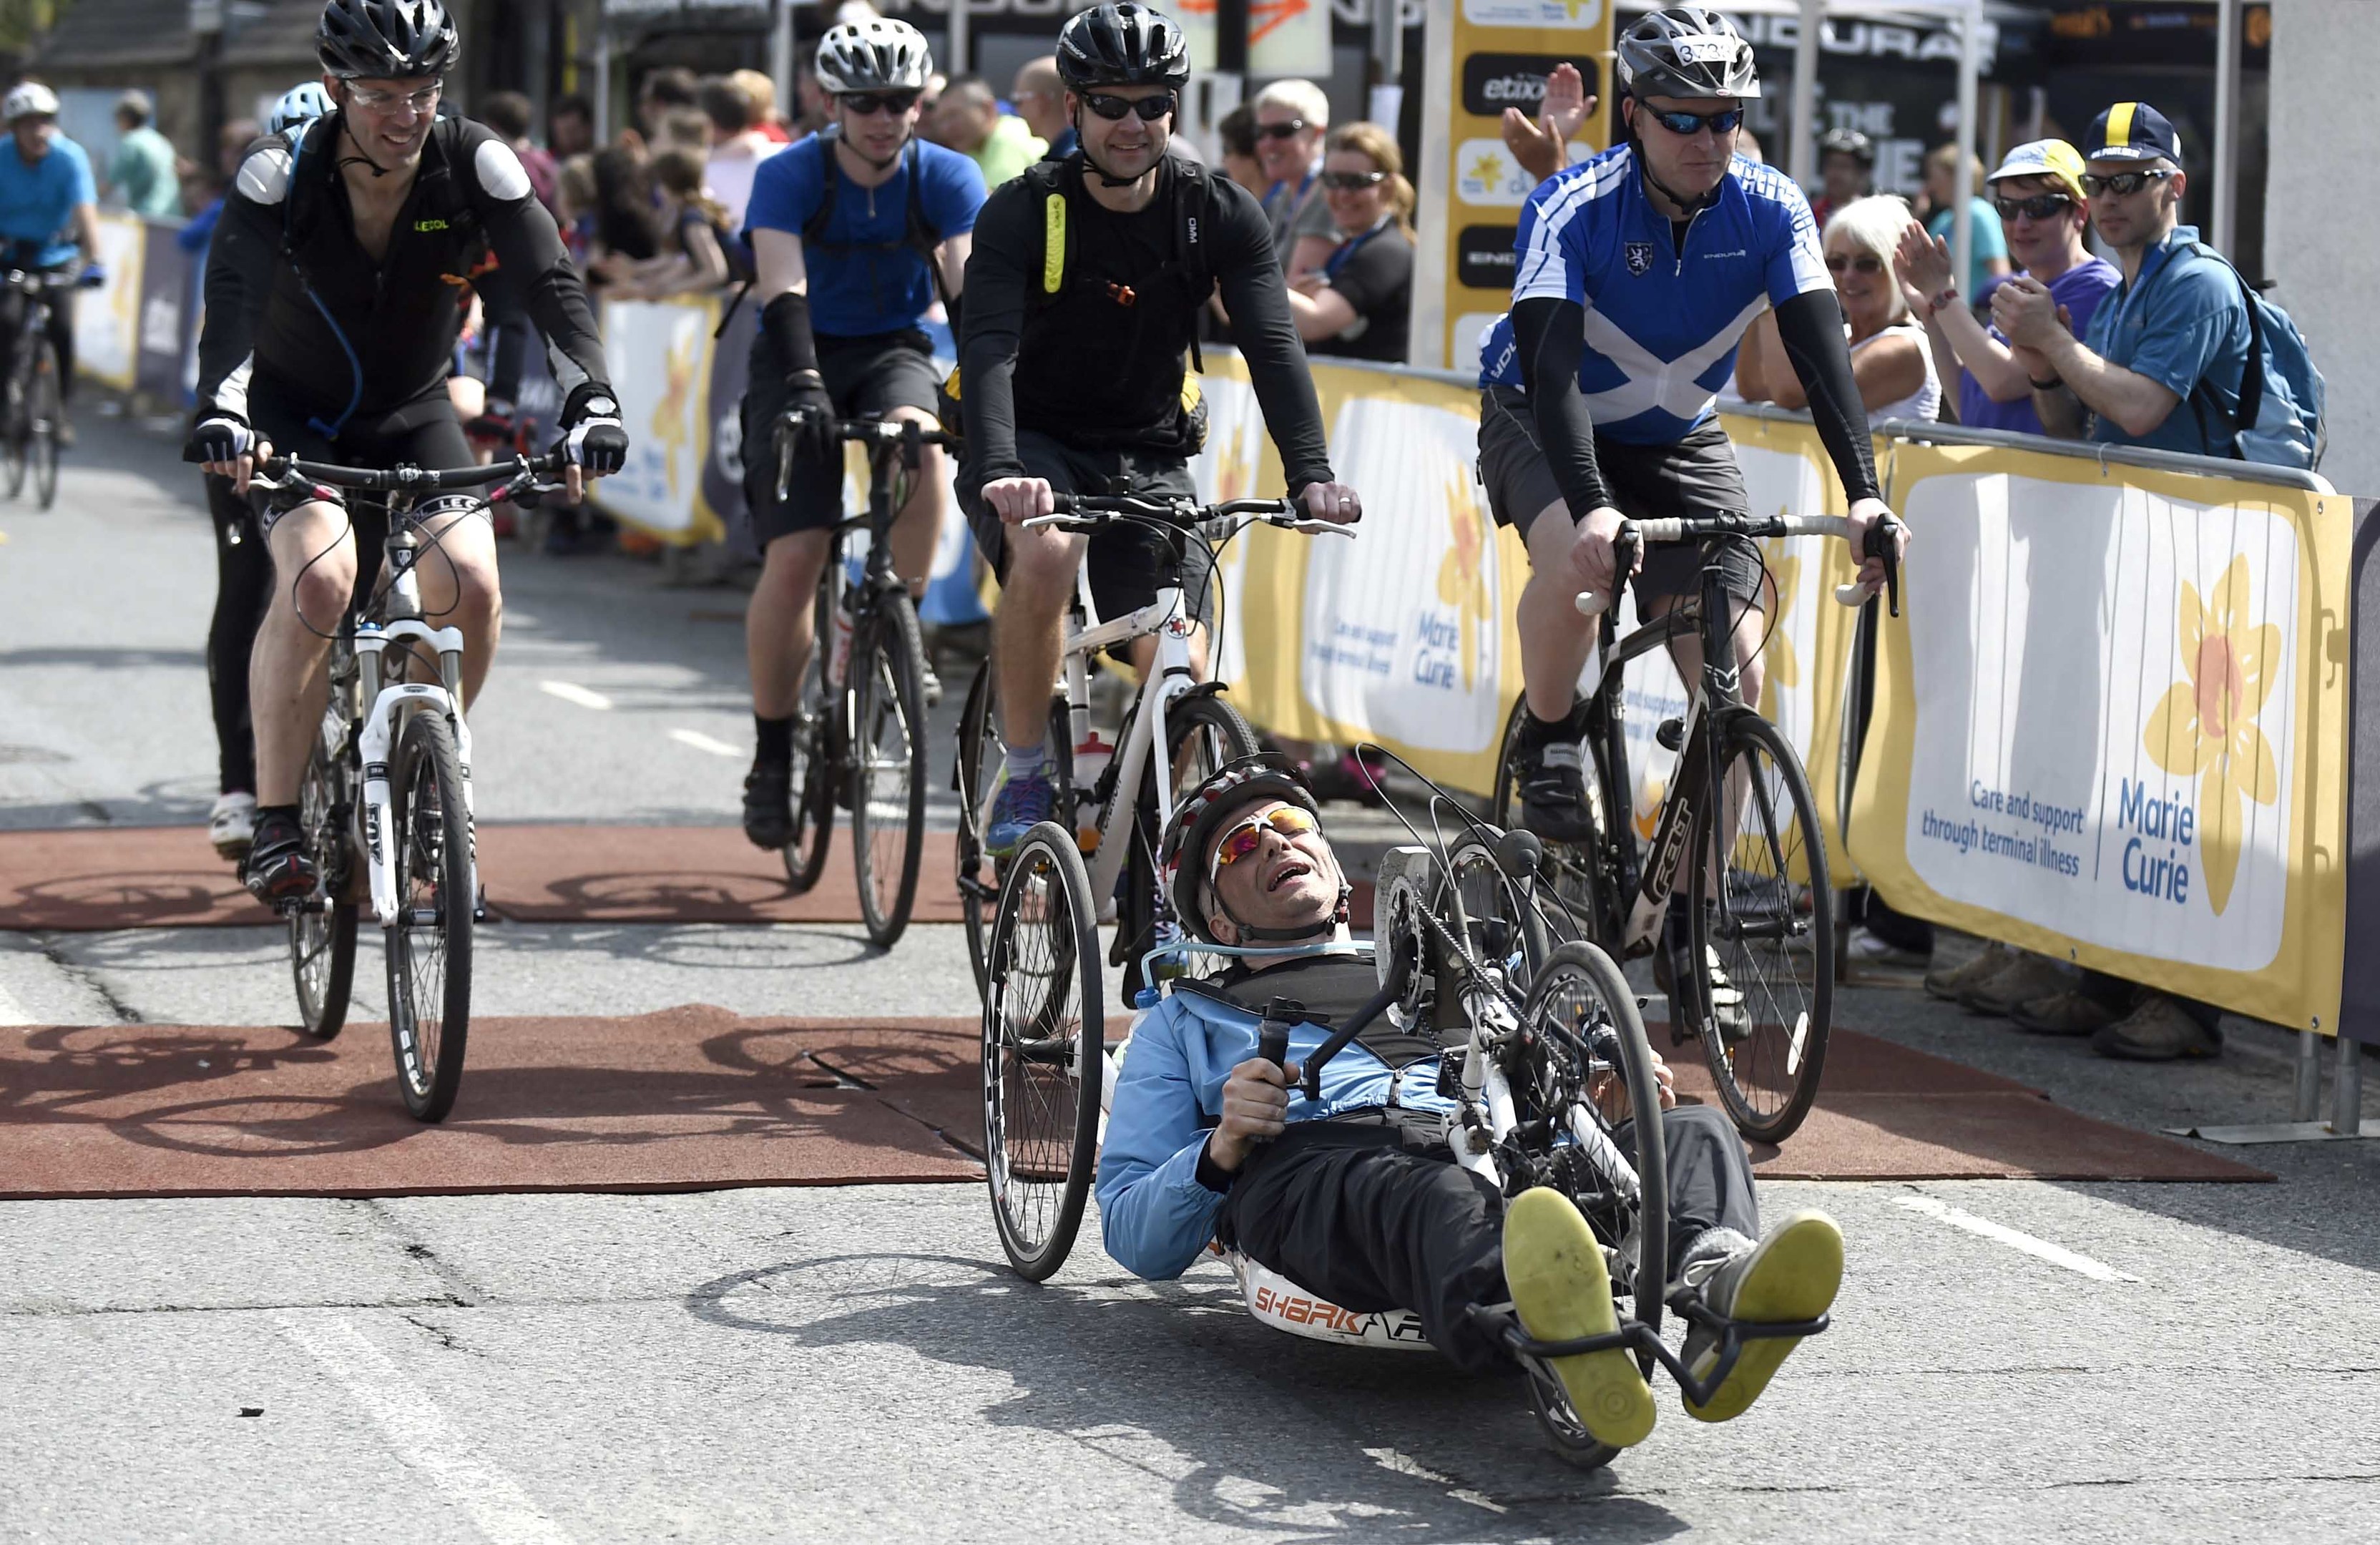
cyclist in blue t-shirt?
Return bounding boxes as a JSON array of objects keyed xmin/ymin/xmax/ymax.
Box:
[
  {"xmin": 0, "ymin": 82, "xmax": 103, "ymax": 446},
  {"xmin": 737, "ymin": 17, "xmax": 986, "ymax": 850},
  {"xmin": 1474, "ymin": 6, "xmax": 1903, "ymax": 1008}
]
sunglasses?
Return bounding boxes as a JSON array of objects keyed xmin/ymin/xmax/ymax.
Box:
[
  {"xmin": 1209, "ymin": 806, "xmax": 1320, "ymax": 879},
  {"xmin": 1993, "ymin": 191, "xmax": 2075, "ymax": 222},
  {"xmin": 1255, "ymin": 117, "xmax": 1309, "ymax": 140},
  {"xmin": 347, "ymin": 80, "xmax": 442, "ymax": 115},
  {"xmin": 1825, "ymin": 252, "xmax": 1885, "ymax": 275},
  {"xmin": 1643, "ymin": 105, "xmax": 1744, "ymax": 137},
  {"xmin": 1082, "ymin": 91, "xmax": 1177, "ymax": 123},
  {"xmin": 838, "ymin": 89, "xmax": 920, "ymax": 118},
  {"xmin": 2080, "ymin": 167, "xmax": 2175, "ymax": 199},
  {"xmin": 1319, "ymin": 170, "xmax": 1386, "ymax": 190}
]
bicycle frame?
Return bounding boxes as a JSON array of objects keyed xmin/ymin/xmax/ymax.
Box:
[{"xmin": 1065, "ymin": 579, "xmax": 1200, "ymax": 911}]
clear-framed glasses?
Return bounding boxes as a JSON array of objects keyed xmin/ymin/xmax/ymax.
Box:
[{"xmin": 347, "ymin": 80, "xmax": 443, "ymax": 116}]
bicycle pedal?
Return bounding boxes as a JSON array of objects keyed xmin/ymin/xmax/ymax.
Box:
[{"xmin": 1656, "ymin": 717, "xmax": 1685, "ymax": 752}]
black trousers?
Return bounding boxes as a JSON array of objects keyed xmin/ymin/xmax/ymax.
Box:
[
  {"xmin": 1217, "ymin": 1102, "xmax": 1760, "ymax": 1372},
  {"xmin": 205, "ymin": 474, "xmax": 272, "ymax": 795}
]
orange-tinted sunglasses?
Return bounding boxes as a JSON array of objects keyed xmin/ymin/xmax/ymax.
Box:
[{"xmin": 1209, "ymin": 806, "xmax": 1318, "ymax": 879}]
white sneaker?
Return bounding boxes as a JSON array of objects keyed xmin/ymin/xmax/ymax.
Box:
[{"xmin": 208, "ymin": 791, "xmax": 258, "ymax": 860}]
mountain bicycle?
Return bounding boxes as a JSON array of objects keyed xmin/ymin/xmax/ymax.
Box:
[
  {"xmin": 1491, "ymin": 511, "xmax": 1903, "ymax": 1143},
  {"xmin": 768, "ymin": 415, "xmax": 954, "ymax": 949},
  {"xmin": 1, "ymin": 267, "xmax": 94, "ymax": 511},
  {"xmin": 265, "ymin": 449, "xmax": 566, "ymax": 1122},
  {"xmin": 955, "ymin": 493, "xmax": 1351, "ymax": 1003}
]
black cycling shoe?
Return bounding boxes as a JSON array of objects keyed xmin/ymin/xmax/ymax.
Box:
[
  {"xmin": 1516, "ymin": 740, "xmax": 1599, "ymax": 844},
  {"xmin": 242, "ymin": 813, "xmax": 318, "ymax": 906},
  {"xmin": 743, "ymin": 760, "xmax": 795, "ymax": 850}
]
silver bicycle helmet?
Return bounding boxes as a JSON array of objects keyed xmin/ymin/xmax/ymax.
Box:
[
  {"xmin": 269, "ymin": 80, "xmax": 335, "ymax": 137},
  {"xmin": 1616, "ymin": 6, "xmax": 1760, "ymax": 100}
]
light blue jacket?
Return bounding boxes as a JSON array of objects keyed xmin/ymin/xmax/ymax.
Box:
[{"xmin": 1093, "ymin": 968, "xmax": 1455, "ymax": 1282}]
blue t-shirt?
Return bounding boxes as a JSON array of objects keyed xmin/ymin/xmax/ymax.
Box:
[
  {"xmin": 1957, "ymin": 256, "xmax": 2120, "ymax": 434},
  {"xmin": 0, "ymin": 134, "xmax": 96, "ymax": 268},
  {"xmin": 2081, "ymin": 225, "xmax": 2253, "ymax": 458},
  {"xmin": 1477, "ymin": 147, "xmax": 1831, "ymax": 443},
  {"xmin": 744, "ymin": 133, "xmax": 985, "ymax": 338}
]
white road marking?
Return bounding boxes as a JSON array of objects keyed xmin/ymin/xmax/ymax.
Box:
[
  {"xmin": 537, "ymin": 680, "xmax": 612, "ymax": 711},
  {"xmin": 1891, "ymin": 1195, "xmax": 2141, "ymax": 1283},
  {"xmin": 275, "ymin": 1313, "xmax": 577, "ymax": 1545},
  {"xmin": 0, "ymin": 979, "xmax": 34, "ymax": 1026},
  {"xmin": 668, "ymin": 729, "xmax": 743, "ymax": 758}
]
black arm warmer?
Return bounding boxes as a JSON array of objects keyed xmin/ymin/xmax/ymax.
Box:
[
  {"xmin": 956, "ymin": 186, "xmax": 1034, "ymax": 486},
  {"xmin": 1771, "ymin": 289, "xmax": 1884, "ymax": 504},
  {"xmin": 1512, "ymin": 296, "xmax": 1612, "ymax": 516},
  {"xmin": 762, "ymin": 290, "xmax": 822, "ymax": 379}
]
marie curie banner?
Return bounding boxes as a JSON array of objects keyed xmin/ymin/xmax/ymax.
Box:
[
  {"xmin": 597, "ymin": 297, "xmax": 719, "ymax": 540},
  {"xmin": 1849, "ymin": 443, "xmax": 2352, "ymax": 1033}
]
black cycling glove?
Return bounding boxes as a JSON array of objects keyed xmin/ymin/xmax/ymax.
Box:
[
  {"xmin": 183, "ymin": 411, "xmax": 253, "ymax": 465},
  {"xmin": 556, "ymin": 382, "xmax": 629, "ymax": 476}
]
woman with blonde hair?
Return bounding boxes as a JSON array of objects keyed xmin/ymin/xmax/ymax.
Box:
[
  {"xmin": 1737, "ymin": 194, "xmax": 1939, "ymax": 423},
  {"xmin": 1281, "ymin": 121, "xmax": 1415, "ymax": 363}
]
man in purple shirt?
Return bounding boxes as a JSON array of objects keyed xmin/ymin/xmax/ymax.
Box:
[{"xmin": 1892, "ymin": 139, "xmax": 2116, "ymax": 434}]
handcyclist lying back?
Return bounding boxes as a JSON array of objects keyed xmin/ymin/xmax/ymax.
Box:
[{"xmin": 1095, "ymin": 753, "xmax": 1844, "ymax": 1449}]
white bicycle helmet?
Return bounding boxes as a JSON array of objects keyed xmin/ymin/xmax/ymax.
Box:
[
  {"xmin": 3, "ymin": 82, "xmax": 61, "ymax": 123},
  {"xmin": 815, "ymin": 19, "xmax": 933, "ymax": 96},
  {"xmin": 269, "ymin": 80, "xmax": 335, "ymax": 137}
]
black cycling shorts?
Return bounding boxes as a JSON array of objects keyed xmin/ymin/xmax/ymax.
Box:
[
  {"xmin": 742, "ymin": 328, "xmax": 943, "ymax": 549},
  {"xmin": 1477, "ymin": 386, "xmax": 1764, "ymax": 612},
  {"xmin": 960, "ymin": 430, "xmax": 1215, "ymax": 634}
]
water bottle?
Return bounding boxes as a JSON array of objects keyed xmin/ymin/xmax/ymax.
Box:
[
  {"xmin": 826, "ymin": 595, "xmax": 855, "ymax": 690},
  {"xmin": 1071, "ymin": 732, "xmax": 1113, "ymax": 849}
]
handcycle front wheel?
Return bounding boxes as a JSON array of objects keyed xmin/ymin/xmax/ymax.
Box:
[
  {"xmin": 290, "ymin": 734, "xmax": 358, "ymax": 1040},
  {"xmin": 1687, "ymin": 712, "xmax": 1833, "ymax": 1144},
  {"xmin": 385, "ymin": 707, "xmax": 474, "ymax": 1122},
  {"xmin": 981, "ymin": 820, "xmax": 1105, "ymax": 1281},
  {"xmin": 1514, "ymin": 940, "xmax": 1670, "ymax": 1470},
  {"xmin": 850, "ymin": 587, "xmax": 929, "ymax": 948}
]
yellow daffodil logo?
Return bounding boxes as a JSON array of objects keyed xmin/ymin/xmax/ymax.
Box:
[
  {"xmin": 1436, "ymin": 474, "xmax": 1493, "ymax": 690},
  {"xmin": 652, "ymin": 325, "xmax": 699, "ymax": 496},
  {"xmin": 1468, "ymin": 152, "xmax": 1506, "ymax": 189},
  {"xmin": 2142, "ymin": 556, "xmax": 2280, "ymax": 916},
  {"xmin": 1760, "ymin": 531, "xmax": 1800, "ymax": 692},
  {"xmin": 1213, "ymin": 424, "xmax": 1255, "ymax": 504}
]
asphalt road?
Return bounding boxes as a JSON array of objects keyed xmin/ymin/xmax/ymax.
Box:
[{"xmin": 4, "ymin": 416, "xmax": 2379, "ymax": 1544}]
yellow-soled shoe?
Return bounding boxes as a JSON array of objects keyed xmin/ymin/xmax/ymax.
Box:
[
  {"xmin": 1682, "ymin": 1209, "xmax": 1843, "ymax": 1423},
  {"xmin": 1503, "ymin": 1187, "xmax": 1655, "ymax": 1448}
]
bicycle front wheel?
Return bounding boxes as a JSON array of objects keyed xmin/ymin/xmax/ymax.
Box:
[
  {"xmin": 1688, "ymin": 712, "xmax": 1833, "ymax": 1144},
  {"xmin": 29, "ymin": 339, "xmax": 58, "ymax": 511},
  {"xmin": 851, "ymin": 589, "xmax": 929, "ymax": 948},
  {"xmin": 779, "ymin": 573, "xmax": 837, "ymax": 894},
  {"xmin": 290, "ymin": 735, "xmax": 357, "ymax": 1040},
  {"xmin": 954, "ymin": 663, "xmax": 1002, "ymax": 996},
  {"xmin": 982, "ymin": 821, "xmax": 1104, "ymax": 1280},
  {"xmin": 385, "ymin": 709, "xmax": 474, "ymax": 1122}
]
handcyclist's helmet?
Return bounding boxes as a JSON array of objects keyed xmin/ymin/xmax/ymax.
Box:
[
  {"xmin": 317, "ymin": 0, "xmax": 458, "ymax": 81},
  {"xmin": 269, "ymin": 80, "xmax": 335, "ymax": 137},
  {"xmin": 815, "ymin": 19, "xmax": 934, "ymax": 97},
  {"xmin": 2, "ymin": 82, "xmax": 60, "ymax": 122},
  {"xmin": 1616, "ymin": 6, "xmax": 1760, "ymax": 101},
  {"xmin": 1160, "ymin": 752, "xmax": 1338, "ymax": 947},
  {"xmin": 1057, "ymin": 3, "xmax": 1193, "ymax": 92},
  {"xmin": 1817, "ymin": 127, "xmax": 1875, "ymax": 166}
]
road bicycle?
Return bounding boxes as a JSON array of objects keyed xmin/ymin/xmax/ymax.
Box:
[
  {"xmin": 1490, "ymin": 511, "xmax": 1902, "ymax": 1144},
  {"xmin": 1, "ymin": 267, "xmax": 94, "ymax": 511},
  {"xmin": 767, "ymin": 415, "xmax": 955, "ymax": 949},
  {"xmin": 954, "ymin": 493, "xmax": 1348, "ymax": 1003},
  {"xmin": 265, "ymin": 450, "xmax": 566, "ymax": 1122}
]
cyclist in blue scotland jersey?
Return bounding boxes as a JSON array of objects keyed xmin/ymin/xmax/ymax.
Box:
[
  {"xmin": 0, "ymin": 82, "xmax": 103, "ymax": 447},
  {"xmin": 1477, "ymin": 6, "xmax": 1904, "ymax": 848},
  {"xmin": 738, "ymin": 17, "xmax": 985, "ymax": 850}
]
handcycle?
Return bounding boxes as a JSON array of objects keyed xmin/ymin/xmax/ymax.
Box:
[
  {"xmin": 954, "ymin": 492, "xmax": 1350, "ymax": 1001},
  {"xmin": 975, "ymin": 788, "xmax": 1828, "ymax": 1470},
  {"xmin": 768, "ymin": 413, "xmax": 955, "ymax": 948},
  {"xmin": 261, "ymin": 449, "xmax": 567, "ymax": 1122},
  {"xmin": 1, "ymin": 265, "xmax": 97, "ymax": 511},
  {"xmin": 1490, "ymin": 510, "xmax": 1904, "ymax": 1142}
]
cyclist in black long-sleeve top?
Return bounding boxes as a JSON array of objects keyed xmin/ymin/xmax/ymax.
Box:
[
  {"xmin": 188, "ymin": 0, "xmax": 627, "ymax": 903},
  {"xmin": 957, "ymin": 2, "xmax": 1361, "ymax": 855}
]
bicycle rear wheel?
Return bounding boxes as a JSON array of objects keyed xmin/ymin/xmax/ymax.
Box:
[
  {"xmin": 290, "ymin": 735, "xmax": 357, "ymax": 1040},
  {"xmin": 1688, "ymin": 712, "xmax": 1833, "ymax": 1144},
  {"xmin": 779, "ymin": 572, "xmax": 836, "ymax": 893},
  {"xmin": 29, "ymin": 339, "xmax": 58, "ymax": 511},
  {"xmin": 981, "ymin": 821, "xmax": 1104, "ymax": 1280},
  {"xmin": 385, "ymin": 708, "xmax": 474, "ymax": 1122},
  {"xmin": 1116, "ymin": 692, "xmax": 1258, "ymax": 999},
  {"xmin": 851, "ymin": 587, "xmax": 929, "ymax": 948}
]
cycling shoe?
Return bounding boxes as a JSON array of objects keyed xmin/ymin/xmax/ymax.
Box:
[
  {"xmin": 1516, "ymin": 741, "xmax": 1598, "ymax": 845},
  {"xmin": 743, "ymin": 760, "xmax": 795, "ymax": 850},
  {"xmin": 208, "ymin": 790, "xmax": 258, "ymax": 861},
  {"xmin": 242, "ymin": 813, "xmax": 318, "ymax": 906}
]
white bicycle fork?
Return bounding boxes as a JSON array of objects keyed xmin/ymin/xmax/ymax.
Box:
[{"xmin": 347, "ymin": 602, "xmax": 476, "ymax": 928}]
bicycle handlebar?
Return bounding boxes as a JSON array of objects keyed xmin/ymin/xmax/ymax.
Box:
[
  {"xmin": 768, "ymin": 408, "xmax": 958, "ymax": 448},
  {"xmin": 1020, "ymin": 491, "xmax": 1356, "ymax": 539},
  {"xmin": 1573, "ymin": 511, "xmax": 1905, "ymax": 619},
  {"xmin": 255, "ymin": 451, "xmax": 569, "ymax": 495}
]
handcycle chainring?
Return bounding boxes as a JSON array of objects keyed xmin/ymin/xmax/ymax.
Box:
[{"xmin": 1373, "ymin": 845, "xmax": 1438, "ymax": 1027}]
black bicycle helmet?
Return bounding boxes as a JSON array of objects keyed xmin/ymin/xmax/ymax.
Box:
[
  {"xmin": 1816, "ymin": 127, "xmax": 1875, "ymax": 166},
  {"xmin": 1160, "ymin": 752, "xmax": 1341, "ymax": 946},
  {"xmin": 317, "ymin": 0, "xmax": 457, "ymax": 80},
  {"xmin": 1616, "ymin": 6, "xmax": 1760, "ymax": 100},
  {"xmin": 1057, "ymin": 3, "xmax": 1192, "ymax": 92},
  {"xmin": 815, "ymin": 19, "xmax": 934, "ymax": 96}
]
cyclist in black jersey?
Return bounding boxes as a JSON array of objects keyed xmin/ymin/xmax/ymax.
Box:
[
  {"xmin": 188, "ymin": 0, "xmax": 627, "ymax": 903},
  {"xmin": 958, "ymin": 2, "xmax": 1361, "ymax": 855}
]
